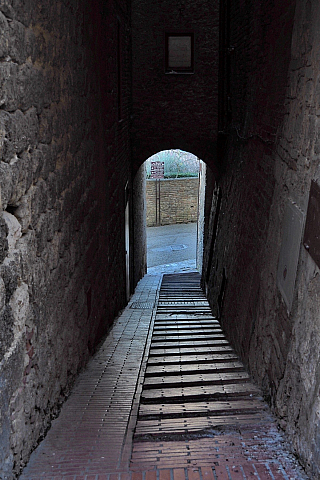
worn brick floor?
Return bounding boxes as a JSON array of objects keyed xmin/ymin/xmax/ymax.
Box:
[{"xmin": 20, "ymin": 273, "xmax": 309, "ymax": 480}]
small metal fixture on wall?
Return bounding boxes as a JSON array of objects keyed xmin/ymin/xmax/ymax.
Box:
[{"xmin": 151, "ymin": 161, "xmax": 164, "ymax": 226}]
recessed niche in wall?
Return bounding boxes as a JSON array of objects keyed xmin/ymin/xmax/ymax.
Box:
[
  {"xmin": 277, "ymin": 201, "xmax": 304, "ymax": 312},
  {"xmin": 165, "ymin": 32, "xmax": 194, "ymax": 73},
  {"xmin": 303, "ymin": 180, "xmax": 320, "ymax": 268}
]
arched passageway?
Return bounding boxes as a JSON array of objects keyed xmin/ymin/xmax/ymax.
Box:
[
  {"xmin": 145, "ymin": 152, "xmax": 199, "ymax": 274},
  {"xmin": 131, "ymin": 149, "xmax": 215, "ymax": 284}
]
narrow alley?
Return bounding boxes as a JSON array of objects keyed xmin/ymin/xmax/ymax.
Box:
[
  {"xmin": 3, "ymin": 0, "xmax": 320, "ymax": 478},
  {"xmin": 20, "ymin": 272, "xmax": 307, "ymax": 480}
]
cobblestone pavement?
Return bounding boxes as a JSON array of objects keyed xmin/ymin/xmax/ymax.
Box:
[{"xmin": 20, "ymin": 273, "xmax": 309, "ymax": 480}]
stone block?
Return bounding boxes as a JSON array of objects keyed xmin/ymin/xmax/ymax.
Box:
[
  {"xmin": 0, "ymin": 11, "xmax": 9, "ymax": 58},
  {"xmin": 9, "ymin": 0, "xmax": 33, "ymax": 26},
  {"xmin": 0, "ymin": 108, "xmax": 38, "ymax": 163},
  {"xmin": 18, "ymin": 63, "xmax": 45, "ymax": 113},
  {"xmin": 8, "ymin": 110, "xmax": 28, "ymax": 156},
  {"xmin": 46, "ymin": 172, "xmax": 57, "ymax": 210},
  {"xmin": 0, "ymin": 111, "xmax": 10, "ymax": 161},
  {"xmin": 0, "ymin": 62, "xmax": 20, "ymax": 111},
  {"xmin": 0, "ymin": 161, "xmax": 14, "ymax": 209},
  {"xmin": 38, "ymin": 109, "xmax": 53, "ymax": 144},
  {"xmin": 8, "ymin": 19, "xmax": 27, "ymax": 64},
  {"xmin": 9, "ymin": 281, "xmax": 29, "ymax": 329},
  {"xmin": 7, "ymin": 155, "xmax": 30, "ymax": 207},
  {"xmin": 31, "ymin": 179, "xmax": 48, "ymax": 222},
  {"xmin": 31, "ymin": 149, "xmax": 44, "ymax": 184},
  {"xmin": 0, "ymin": 305, "xmax": 14, "ymax": 358},
  {"xmin": 46, "ymin": 209, "xmax": 58, "ymax": 242},
  {"xmin": 20, "ymin": 151, "xmax": 34, "ymax": 193},
  {"xmin": 0, "ymin": 275, "xmax": 5, "ymax": 313},
  {"xmin": 0, "ymin": 1, "xmax": 15, "ymax": 20},
  {"xmin": 35, "ymin": 213, "xmax": 48, "ymax": 255},
  {"xmin": 38, "ymin": 143, "xmax": 55, "ymax": 180},
  {"xmin": 0, "ymin": 215, "xmax": 9, "ymax": 263},
  {"xmin": 46, "ymin": 233, "xmax": 60, "ymax": 272},
  {"xmin": 14, "ymin": 190, "xmax": 32, "ymax": 233},
  {"xmin": 2, "ymin": 211, "xmax": 21, "ymax": 251},
  {"xmin": 25, "ymin": 27, "xmax": 38, "ymax": 63}
]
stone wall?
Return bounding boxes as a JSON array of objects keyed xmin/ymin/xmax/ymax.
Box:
[
  {"xmin": 131, "ymin": 0, "xmax": 220, "ymax": 176},
  {"xmin": 146, "ymin": 178, "xmax": 199, "ymax": 227},
  {"xmin": 0, "ymin": 0, "xmax": 133, "ymax": 476},
  {"xmin": 202, "ymin": 0, "xmax": 320, "ymax": 476}
]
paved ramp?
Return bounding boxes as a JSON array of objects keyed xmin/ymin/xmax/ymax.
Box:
[
  {"xmin": 130, "ymin": 273, "xmax": 306, "ymax": 479},
  {"xmin": 20, "ymin": 272, "xmax": 308, "ymax": 480}
]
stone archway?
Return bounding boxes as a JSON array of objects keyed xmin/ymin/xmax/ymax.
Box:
[{"xmin": 132, "ymin": 149, "xmax": 216, "ymax": 285}]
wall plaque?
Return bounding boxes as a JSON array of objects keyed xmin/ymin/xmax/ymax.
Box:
[
  {"xmin": 277, "ymin": 201, "xmax": 304, "ymax": 312},
  {"xmin": 303, "ymin": 180, "xmax": 320, "ymax": 268}
]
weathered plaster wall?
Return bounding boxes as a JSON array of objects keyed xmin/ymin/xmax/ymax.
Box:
[
  {"xmin": 203, "ymin": 0, "xmax": 320, "ymax": 476},
  {"xmin": 0, "ymin": 0, "xmax": 132, "ymax": 476},
  {"xmin": 131, "ymin": 0, "xmax": 219, "ymax": 175}
]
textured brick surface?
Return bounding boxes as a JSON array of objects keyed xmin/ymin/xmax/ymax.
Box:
[{"xmin": 146, "ymin": 178, "xmax": 199, "ymax": 227}]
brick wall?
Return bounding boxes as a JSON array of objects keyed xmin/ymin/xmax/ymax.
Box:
[
  {"xmin": 203, "ymin": 0, "xmax": 296, "ymax": 375},
  {"xmin": 202, "ymin": 0, "xmax": 320, "ymax": 476},
  {"xmin": 131, "ymin": 0, "xmax": 220, "ymax": 176},
  {"xmin": 0, "ymin": 0, "xmax": 132, "ymax": 475},
  {"xmin": 146, "ymin": 178, "xmax": 198, "ymax": 226}
]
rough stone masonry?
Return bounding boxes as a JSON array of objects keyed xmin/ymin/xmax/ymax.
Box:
[
  {"xmin": 4, "ymin": 0, "xmax": 320, "ymax": 479},
  {"xmin": 0, "ymin": 0, "xmax": 133, "ymax": 476}
]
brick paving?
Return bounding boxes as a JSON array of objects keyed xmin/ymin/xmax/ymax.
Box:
[
  {"xmin": 20, "ymin": 273, "xmax": 309, "ymax": 480},
  {"xmin": 19, "ymin": 274, "xmax": 161, "ymax": 479}
]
